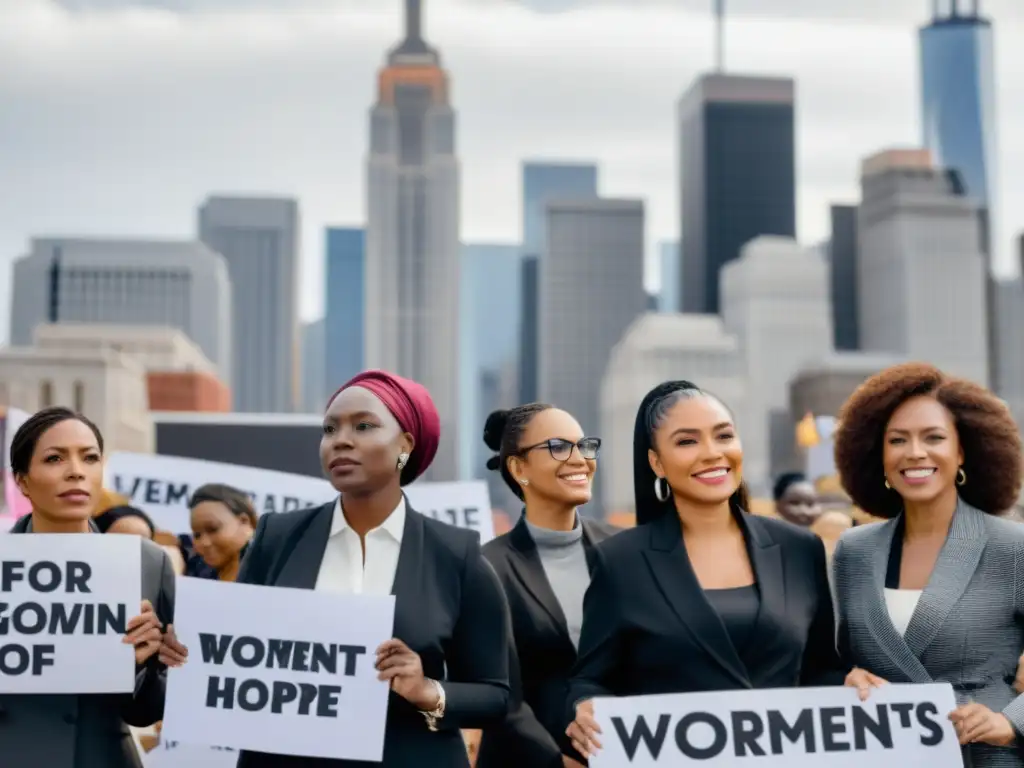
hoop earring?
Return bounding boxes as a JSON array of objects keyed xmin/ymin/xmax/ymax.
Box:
[
  {"xmin": 957, "ymin": 467, "xmax": 967, "ymax": 486},
  {"xmin": 884, "ymin": 478, "xmax": 891, "ymax": 490},
  {"xmin": 654, "ymin": 476, "xmax": 670, "ymax": 503}
]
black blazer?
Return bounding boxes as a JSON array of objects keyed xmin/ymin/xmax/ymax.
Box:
[
  {"xmin": 566, "ymin": 510, "xmax": 843, "ymax": 722},
  {"xmin": 0, "ymin": 516, "xmax": 175, "ymax": 768},
  {"xmin": 233, "ymin": 500, "xmax": 511, "ymax": 768},
  {"xmin": 477, "ymin": 515, "xmax": 619, "ymax": 768}
]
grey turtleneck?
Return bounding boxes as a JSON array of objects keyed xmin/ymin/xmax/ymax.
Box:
[{"xmin": 524, "ymin": 516, "xmax": 592, "ymax": 649}]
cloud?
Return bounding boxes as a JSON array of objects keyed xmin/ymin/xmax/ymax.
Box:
[{"xmin": 1, "ymin": 0, "xmax": 1022, "ymax": 339}]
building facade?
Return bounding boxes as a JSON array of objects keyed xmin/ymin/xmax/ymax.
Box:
[
  {"xmin": 323, "ymin": 227, "xmax": 365, "ymax": 393},
  {"xmin": 522, "ymin": 162, "xmax": 599, "ymax": 258},
  {"xmin": 657, "ymin": 240, "xmax": 680, "ymax": 313},
  {"xmin": 678, "ymin": 74, "xmax": 796, "ymax": 314},
  {"xmin": 198, "ymin": 195, "xmax": 300, "ymax": 413},
  {"xmin": 301, "ymin": 318, "xmax": 326, "ymax": 413},
  {"xmin": 10, "ymin": 238, "xmax": 231, "ymax": 382},
  {"xmin": 829, "ymin": 204, "xmax": 860, "ymax": 351},
  {"xmin": 365, "ymin": 0, "xmax": 460, "ymax": 481},
  {"xmin": 148, "ymin": 371, "xmax": 231, "ymax": 412}
]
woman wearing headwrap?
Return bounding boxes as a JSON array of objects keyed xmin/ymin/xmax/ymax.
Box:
[
  {"xmin": 160, "ymin": 370, "xmax": 511, "ymax": 768},
  {"xmin": 565, "ymin": 381, "xmax": 843, "ymax": 760}
]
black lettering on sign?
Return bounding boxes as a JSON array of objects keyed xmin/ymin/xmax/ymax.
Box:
[
  {"xmin": 205, "ymin": 676, "xmax": 343, "ymax": 717},
  {"xmin": 0, "ymin": 602, "xmax": 126, "ymax": 635},
  {"xmin": 1, "ymin": 561, "xmax": 93, "ymax": 594},
  {"xmin": 609, "ymin": 702, "xmax": 948, "ymax": 760},
  {"xmin": 420, "ymin": 507, "xmax": 480, "ymax": 529},
  {"xmin": 198, "ymin": 633, "xmax": 366, "ymax": 675},
  {"xmin": 0, "ymin": 643, "xmax": 55, "ymax": 675}
]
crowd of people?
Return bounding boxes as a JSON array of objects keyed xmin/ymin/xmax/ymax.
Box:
[{"xmin": 2, "ymin": 361, "xmax": 1024, "ymax": 767}]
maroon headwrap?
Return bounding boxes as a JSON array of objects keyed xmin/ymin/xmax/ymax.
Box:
[{"xmin": 328, "ymin": 370, "xmax": 441, "ymax": 485}]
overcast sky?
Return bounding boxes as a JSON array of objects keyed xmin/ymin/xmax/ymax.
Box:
[{"xmin": 2, "ymin": 0, "xmax": 1022, "ymax": 334}]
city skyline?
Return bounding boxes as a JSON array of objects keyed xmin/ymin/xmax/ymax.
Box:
[{"xmin": 3, "ymin": 0, "xmax": 1024, "ymax": 336}]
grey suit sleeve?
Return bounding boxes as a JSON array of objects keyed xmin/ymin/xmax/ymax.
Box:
[
  {"xmin": 831, "ymin": 538, "xmax": 853, "ymax": 668},
  {"xmin": 1000, "ymin": 541, "xmax": 1024, "ymax": 736},
  {"xmin": 121, "ymin": 547, "xmax": 176, "ymax": 727}
]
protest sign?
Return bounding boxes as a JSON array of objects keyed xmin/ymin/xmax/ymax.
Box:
[
  {"xmin": 591, "ymin": 683, "xmax": 961, "ymax": 768},
  {"xmin": 0, "ymin": 534, "xmax": 140, "ymax": 693},
  {"xmin": 106, "ymin": 452, "xmax": 494, "ymax": 542},
  {"xmin": 163, "ymin": 577, "xmax": 395, "ymax": 761},
  {"xmin": 135, "ymin": 734, "xmax": 237, "ymax": 768}
]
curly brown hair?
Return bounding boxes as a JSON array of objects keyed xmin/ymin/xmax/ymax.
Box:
[{"xmin": 834, "ymin": 362, "xmax": 1022, "ymax": 518}]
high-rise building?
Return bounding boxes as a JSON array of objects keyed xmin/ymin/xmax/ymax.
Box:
[
  {"xmin": 522, "ymin": 162, "xmax": 599, "ymax": 257},
  {"xmin": 518, "ymin": 255, "xmax": 540, "ymax": 404},
  {"xmin": 301, "ymin": 318, "xmax": 325, "ymax": 413},
  {"xmin": 540, "ymin": 199, "xmax": 646, "ymax": 516},
  {"xmin": 365, "ymin": 0, "xmax": 460, "ymax": 481},
  {"xmin": 920, "ymin": 1, "xmax": 1000, "ymax": 270},
  {"xmin": 324, "ymin": 227, "xmax": 365, "ymax": 392},
  {"xmin": 10, "ymin": 237, "xmax": 232, "ymax": 381},
  {"xmin": 678, "ymin": 74, "xmax": 796, "ymax": 314},
  {"xmin": 198, "ymin": 195, "xmax": 300, "ymax": 413},
  {"xmin": 829, "ymin": 204, "xmax": 860, "ymax": 351},
  {"xmin": 458, "ymin": 243, "xmax": 522, "ymax": 481},
  {"xmin": 657, "ymin": 240, "xmax": 680, "ymax": 312},
  {"xmin": 857, "ymin": 148, "xmax": 988, "ymax": 385}
]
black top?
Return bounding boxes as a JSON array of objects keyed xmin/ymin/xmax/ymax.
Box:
[
  {"xmin": 566, "ymin": 509, "xmax": 845, "ymax": 726},
  {"xmin": 705, "ymin": 584, "xmax": 761, "ymax": 668},
  {"xmin": 233, "ymin": 500, "xmax": 511, "ymax": 768},
  {"xmin": 884, "ymin": 514, "xmax": 907, "ymax": 589}
]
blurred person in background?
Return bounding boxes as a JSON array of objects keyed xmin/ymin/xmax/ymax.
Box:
[
  {"xmin": 566, "ymin": 381, "xmax": 843, "ymax": 760},
  {"xmin": 772, "ymin": 471, "xmax": 823, "ymax": 527},
  {"xmin": 476, "ymin": 405, "xmax": 614, "ymax": 768},
  {"xmin": 0, "ymin": 407, "xmax": 175, "ymax": 768},
  {"xmin": 95, "ymin": 504, "xmax": 156, "ymax": 539},
  {"xmin": 833, "ymin": 362, "xmax": 1024, "ymax": 766},
  {"xmin": 188, "ymin": 482, "xmax": 256, "ymax": 583},
  {"xmin": 809, "ymin": 509, "xmax": 853, "ymax": 559}
]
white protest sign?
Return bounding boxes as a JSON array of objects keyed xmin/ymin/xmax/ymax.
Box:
[
  {"xmin": 591, "ymin": 683, "xmax": 961, "ymax": 768},
  {"xmin": 106, "ymin": 452, "xmax": 494, "ymax": 542},
  {"xmin": 136, "ymin": 738, "xmax": 237, "ymax": 768},
  {"xmin": 163, "ymin": 577, "xmax": 396, "ymax": 762},
  {"xmin": 0, "ymin": 534, "xmax": 141, "ymax": 693}
]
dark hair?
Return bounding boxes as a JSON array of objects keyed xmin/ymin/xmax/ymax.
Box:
[
  {"xmin": 95, "ymin": 505, "xmax": 156, "ymax": 536},
  {"xmin": 633, "ymin": 380, "xmax": 751, "ymax": 526},
  {"xmin": 834, "ymin": 362, "xmax": 1022, "ymax": 518},
  {"xmin": 773, "ymin": 472, "xmax": 807, "ymax": 502},
  {"xmin": 10, "ymin": 406, "xmax": 104, "ymax": 478},
  {"xmin": 188, "ymin": 483, "xmax": 258, "ymax": 527},
  {"xmin": 483, "ymin": 404, "xmax": 554, "ymax": 500}
]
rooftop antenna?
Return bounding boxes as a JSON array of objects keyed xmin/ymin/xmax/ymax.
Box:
[{"xmin": 714, "ymin": 0, "xmax": 725, "ymax": 72}]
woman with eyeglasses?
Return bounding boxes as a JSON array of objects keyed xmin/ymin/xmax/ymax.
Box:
[{"xmin": 476, "ymin": 405, "xmax": 618, "ymax": 768}]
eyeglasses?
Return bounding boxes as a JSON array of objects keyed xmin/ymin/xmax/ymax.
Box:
[{"xmin": 517, "ymin": 437, "xmax": 602, "ymax": 462}]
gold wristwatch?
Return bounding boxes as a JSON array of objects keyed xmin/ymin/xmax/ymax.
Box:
[{"xmin": 420, "ymin": 679, "xmax": 446, "ymax": 732}]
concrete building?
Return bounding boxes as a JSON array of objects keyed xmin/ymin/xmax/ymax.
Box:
[
  {"xmin": 301, "ymin": 318, "xmax": 326, "ymax": 413},
  {"xmin": 0, "ymin": 346, "xmax": 152, "ymax": 452},
  {"xmin": 323, "ymin": 227, "xmax": 364, "ymax": 391},
  {"xmin": 991, "ymin": 277, "xmax": 1024, "ymax": 425},
  {"xmin": 678, "ymin": 74, "xmax": 796, "ymax": 314},
  {"xmin": 10, "ymin": 237, "xmax": 231, "ymax": 382},
  {"xmin": 147, "ymin": 372, "xmax": 231, "ymax": 412},
  {"xmin": 857, "ymin": 148, "xmax": 989, "ymax": 385},
  {"xmin": 789, "ymin": 352, "xmax": 908, "ymax": 425},
  {"xmin": 829, "ymin": 204, "xmax": 860, "ymax": 351},
  {"xmin": 657, "ymin": 240, "xmax": 680, "ymax": 313},
  {"xmin": 599, "ymin": 312, "xmax": 745, "ymax": 515},
  {"xmin": 540, "ymin": 199, "xmax": 646, "ymax": 515},
  {"xmin": 518, "ymin": 255, "xmax": 540, "ymax": 404},
  {"xmin": 720, "ymin": 236, "xmax": 832, "ymax": 492},
  {"xmin": 364, "ymin": 0, "xmax": 460, "ymax": 481},
  {"xmin": 198, "ymin": 195, "xmax": 300, "ymax": 413}
]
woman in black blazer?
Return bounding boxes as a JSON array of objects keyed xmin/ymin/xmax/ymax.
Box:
[
  {"xmin": 565, "ymin": 381, "xmax": 843, "ymax": 759},
  {"xmin": 475, "ymin": 404, "xmax": 618, "ymax": 768},
  {"xmin": 161, "ymin": 370, "xmax": 511, "ymax": 768}
]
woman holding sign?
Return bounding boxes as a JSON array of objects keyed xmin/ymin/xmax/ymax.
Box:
[
  {"xmin": 0, "ymin": 407, "xmax": 176, "ymax": 768},
  {"xmin": 162, "ymin": 370, "xmax": 511, "ymax": 767},
  {"xmin": 833, "ymin": 363, "xmax": 1024, "ymax": 766},
  {"xmin": 565, "ymin": 381, "xmax": 844, "ymax": 759}
]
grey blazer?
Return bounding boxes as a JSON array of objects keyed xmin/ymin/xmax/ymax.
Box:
[
  {"xmin": 833, "ymin": 500, "xmax": 1024, "ymax": 767},
  {"xmin": 0, "ymin": 516, "xmax": 176, "ymax": 768}
]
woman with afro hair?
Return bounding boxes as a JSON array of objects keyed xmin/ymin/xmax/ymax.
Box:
[{"xmin": 832, "ymin": 362, "xmax": 1024, "ymax": 766}]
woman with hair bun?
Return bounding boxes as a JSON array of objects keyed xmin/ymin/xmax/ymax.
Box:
[
  {"xmin": 832, "ymin": 362, "xmax": 1024, "ymax": 766},
  {"xmin": 566, "ymin": 381, "xmax": 844, "ymax": 759},
  {"xmin": 476, "ymin": 405, "xmax": 616, "ymax": 768}
]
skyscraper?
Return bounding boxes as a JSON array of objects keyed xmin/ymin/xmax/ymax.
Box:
[
  {"xmin": 657, "ymin": 240, "xmax": 680, "ymax": 313},
  {"xmin": 366, "ymin": 0, "xmax": 460, "ymax": 481},
  {"xmin": 829, "ymin": 204, "xmax": 860, "ymax": 351},
  {"xmin": 678, "ymin": 74, "xmax": 796, "ymax": 314},
  {"xmin": 920, "ymin": 0, "xmax": 999, "ymax": 269},
  {"xmin": 198, "ymin": 195, "xmax": 300, "ymax": 413},
  {"xmin": 324, "ymin": 227, "xmax": 365, "ymax": 392}
]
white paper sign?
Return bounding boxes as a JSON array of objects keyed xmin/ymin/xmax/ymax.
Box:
[
  {"xmin": 591, "ymin": 683, "xmax": 962, "ymax": 767},
  {"xmin": 0, "ymin": 534, "xmax": 141, "ymax": 693},
  {"xmin": 106, "ymin": 452, "xmax": 495, "ymax": 543},
  {"xmin": 137, "ymin": 737, "xmax": 238, "ymax": 768},
  {"xmin": 162, "ymin": 577, "xmax": 396, "ymax": 762}
]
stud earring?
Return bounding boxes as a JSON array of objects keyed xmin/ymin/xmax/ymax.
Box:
[
  {"xmin": 520, "ymin": 479, "xmax": 529, "ymax": 486},
  {"xmin": 397, "ymin": 452, "xmax": 409, "ymax": 470}
]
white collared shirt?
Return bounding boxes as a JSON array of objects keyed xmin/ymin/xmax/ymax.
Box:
[{"xmin": 314, "ymin": 496, "xmax": 406, "ymax": 596}]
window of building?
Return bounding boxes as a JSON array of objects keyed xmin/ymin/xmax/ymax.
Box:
[
  {"xmin": 73, "ymin": 381, "xmax": 85, "ymax": 412},
  {"xmin": 40, "ymin": 380, "xmax": 53, "ymax": 408}
]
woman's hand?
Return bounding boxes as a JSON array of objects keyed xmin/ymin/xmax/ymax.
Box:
[
  {"xmin": 844, "ymin": 666, "xmax": 887, "ymax": 701},
  {"xmin": 949, "ymin": 702, "xmax": 1017, "ymax": 746},
  {"xmin": 157, "ymin": 624, "xmax": 189, "ymax": 668},
  {"xmin": 124, "ymin": 599, "xmax": 163, "ymax": 665},
  {"xmin": 376, "ymin": 638, "xmax": 439, "ymax": 711},
  {"xmin": 566, "ymin": 699, "xmax": 602, "ymax": 759}
]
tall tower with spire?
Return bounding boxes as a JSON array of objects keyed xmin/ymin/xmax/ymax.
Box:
[{"xmin": 365, "ymin": 0, "xmax": 460, "ymax": 481}]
